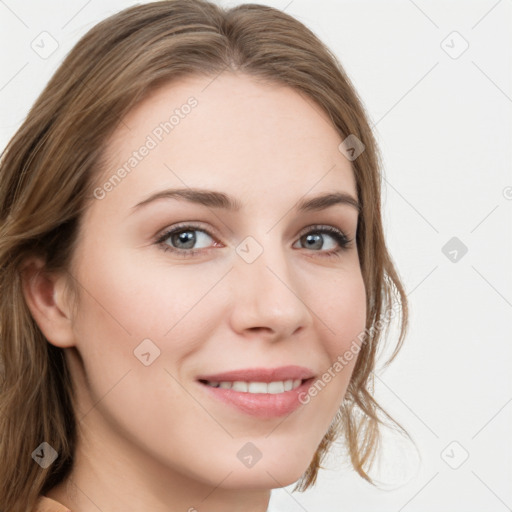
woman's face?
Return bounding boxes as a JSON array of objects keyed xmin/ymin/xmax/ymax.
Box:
[{"xmin": 63, "ymin": 72, "xmax": 366, "ymax": 493}]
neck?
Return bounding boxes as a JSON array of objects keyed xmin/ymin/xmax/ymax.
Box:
[{"xmin": 45, "ymin": 415, "xmax": 272, "ymax": 512}]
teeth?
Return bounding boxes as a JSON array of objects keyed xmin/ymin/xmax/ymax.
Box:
[{"xmin": 205, "ymin": 379, "xmax": 302, "ymax": 393}]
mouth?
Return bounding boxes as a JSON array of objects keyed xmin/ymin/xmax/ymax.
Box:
[{"xmin": 195, "ymin": 366, "xmax": 316, "ymax": 418}]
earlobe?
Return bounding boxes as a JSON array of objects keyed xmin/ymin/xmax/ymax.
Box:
[{"xmin": 20, "ymin": 256, "xmax": 76, "ymax": 348}]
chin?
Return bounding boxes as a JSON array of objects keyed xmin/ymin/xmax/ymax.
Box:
[{"xmin": 213, "ymin": 455, "xmax": 311, "ymax": 490}]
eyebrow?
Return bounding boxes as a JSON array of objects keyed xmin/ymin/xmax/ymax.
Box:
[{"xmin": 130, "ymin": 188, "xmax": 361, "ymax": 214}]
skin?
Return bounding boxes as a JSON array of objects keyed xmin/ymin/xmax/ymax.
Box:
[{"xmin": 22, "ymin": 72, "xmax": 366, "ymax": 512}]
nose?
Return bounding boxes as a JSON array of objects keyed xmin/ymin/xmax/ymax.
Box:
[{"xmin": 228, "ymin": 240, "xmax": 313, "ymax": 342}]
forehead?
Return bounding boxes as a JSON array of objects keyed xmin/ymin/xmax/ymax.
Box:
[{"xmin": 94, "ymin": 72, "xmax": 357, "ymax": 216}]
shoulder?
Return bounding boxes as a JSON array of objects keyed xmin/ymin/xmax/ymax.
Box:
[{"xmin": 32, "ymin": 495, "xmax": 72, "ymax": 512}]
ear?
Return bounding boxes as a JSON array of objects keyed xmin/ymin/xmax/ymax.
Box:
[{"xmin": 20, "ymin": 256, "xmax": 76, "ymax": 348}]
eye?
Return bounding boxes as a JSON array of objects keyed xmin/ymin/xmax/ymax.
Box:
[
  {"xmin": 293, "ymin": 225, "xmax": 352, "ymax": 258},
  {"xmin": 155, "ymin": 223, "xmax": 353, "ymax": 259},
  {"xmin": 155, "ymin": 223, "xmax": 218, "ymax": 257}
]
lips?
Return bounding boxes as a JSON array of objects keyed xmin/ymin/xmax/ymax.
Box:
[
  {"xmin": 195, "ymin": 365, "xmax": 317, "ymax": 418},
  {"xmin": 195, "ymin": 365, "xmax": 315, "ymax": 383}
]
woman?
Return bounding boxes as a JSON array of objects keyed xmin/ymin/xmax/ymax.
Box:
[{"xmin": 0, "ymin": 1, "xmax": 408, "ymax": 511}]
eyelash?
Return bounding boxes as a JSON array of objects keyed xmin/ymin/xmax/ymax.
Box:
[{"xmin": 155, "ymin": 223, "xmax": 353, "ymax": 259}]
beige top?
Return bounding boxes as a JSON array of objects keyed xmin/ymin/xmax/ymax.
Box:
[{"xmin": 33, "ymin": 496, "xmax": 72, "ymax": 512}]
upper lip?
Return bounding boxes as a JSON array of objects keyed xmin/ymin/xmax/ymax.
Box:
[{"xmin": 196, "ymin": 365, "xmax": 316, "ymax": 383}]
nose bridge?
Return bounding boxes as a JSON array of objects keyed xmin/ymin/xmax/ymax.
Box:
[{"xmin": 228, "ymin": 232, "xmax": 311, "ymax": 338}]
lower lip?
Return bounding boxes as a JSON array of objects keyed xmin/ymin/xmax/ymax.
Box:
[{"xmin": 197, "ymin": 379, "xmax": 315, "ymax": 418}]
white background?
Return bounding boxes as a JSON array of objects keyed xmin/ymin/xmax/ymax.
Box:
[{"xmin": 1, "ymin": 1, "xmax": 511, "ymax": 511}]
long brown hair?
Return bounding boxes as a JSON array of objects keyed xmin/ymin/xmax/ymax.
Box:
[{"xmin": 0, "ymin": 1, "xmax": 409, "ymax": 510}]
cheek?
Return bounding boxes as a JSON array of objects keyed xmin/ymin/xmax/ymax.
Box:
[
  {"xmin": 68, "ymin": 248, "xmax": 213, "ymax": 464},
  {"xmin": 72, "ymin": 241, "xmax": 208, "ymax": 341},
  {"xmin": 68, "ymin": 242, "xmax": 228, "ymax": 408},
  {"xmin": 304, "ymin": 266, "xmax": 367, "ymax": 403},
  {"xmin": 312, "ymin": 267, "xmax": 367, "ymax": 357}
]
